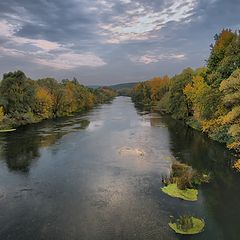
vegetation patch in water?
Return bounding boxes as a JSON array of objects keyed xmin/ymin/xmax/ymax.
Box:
[
  {"xmin": 169, "ymin": 216, "xmax": 205, "ymax": 235},
  {"xmin": 0, "ymin": 128, "xmax": 16, "ymax": 133},
  {"xmin": 162, "ymin": 183, "xmax": 198, "ymax": 201},
  {"xmin": 162, "ymin": 161, "xmax": 210, "ymax": 190}
]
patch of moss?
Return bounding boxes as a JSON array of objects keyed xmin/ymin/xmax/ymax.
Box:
[
  {"xmin": 161, "ymin": 183, "xmax": 198, "ymax": 201},
  {"xmin": 169, "ymin": 216, "xmax": 205, "ymax": 235},
  {"xmin": 0, "ymin": 129, "xmax": 16, "ymax": 133}
]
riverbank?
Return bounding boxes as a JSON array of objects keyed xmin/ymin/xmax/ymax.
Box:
[
  {"xmin": 0, "ymin": 98, "xmax": 115, "ymax": 131},
  {"xmin": 134, "ymin": 101, "xmax": 239, "ymax": 158},
  {"xmin": 0, "ymin": 70, "xmax": 116, "ymax": 131},
  {"xmin": 130, "ymin": 30, "xmax": 240, "ymax": 154},
  {"xmin": 0, "ymin": 96, "xmax": 239, "ymax": 240}
]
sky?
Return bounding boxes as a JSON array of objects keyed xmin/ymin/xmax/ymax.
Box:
[{"xmin": 0, "ymin": 0, "xmax": 239, "ymax": 85}]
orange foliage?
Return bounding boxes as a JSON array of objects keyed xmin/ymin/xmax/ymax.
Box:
[
  {"xmin": 214, "ymin": 29, "xmax": 235, "ymax": 53},
  {"xmin": 147, "ymin": 76, "xmax": 170, "ymax": 101}
]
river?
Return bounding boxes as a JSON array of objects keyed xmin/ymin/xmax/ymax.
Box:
[{"xmin": 0, "ymin": 96, "xmax": 239, "ymax": 240}]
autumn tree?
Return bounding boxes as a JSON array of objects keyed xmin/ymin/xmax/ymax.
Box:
[
  {"xmin": 207, "ymin": 29, "xmax": 240, "ymax": 86},
  {"xmin": 184, "ymin": 76, "xmax": 217, "ymax": 120},
  {"xmin": 169, "ymin": 68, "xmax": 194, "ymax": 120},
  {"xmin": 0, "ymin": 106, "xmax": 4, "ymax": 122},
  {"xmin": 132, "ymin": 82, "xmax": 151, "ymax": 106},
  {"xmin": 147, "ymin": 76, "xmax": 170, "ymax": 101},
  {"xmin": 35, "ymin": 86, "xmax": 54, "ymax": 119},
  {"xmin": 220, "ymin": 68, "xmax": 240, "ymax": 150},
  {"xmin": 37, "ymin": 78, "xmax": 64, "ymax": 116}
]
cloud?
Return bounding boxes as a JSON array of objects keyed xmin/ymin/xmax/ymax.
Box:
[
  {"xmin": 130, "ymin": 53, "xmax": 186, "ymax": 64},
  {"xmin": 0, "ymin": 46, "xmax": 25, "ymax": 57},
  {"xmin": 0, "ymin": 0, "xmax": 240, "ymax": 84},
  {"xmin": 0, "ymin": 19, "xmax": 106, "ymax": 69},
  {"xmin": 35, "ymin": 52, "xmax": 106, "ymax": 69},
  {"xmin": 99, "ymin": 0, "xmax": 197, "ymax": 44}
]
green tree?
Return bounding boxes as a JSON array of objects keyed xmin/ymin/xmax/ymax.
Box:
[
  {"xmin": 169, "ymin": 68, "xmax": 194, "ymax": 120},
  {"xmin": 207, "ymin": 29, "xmax": 240, "ymax": 86},
  {"xmin": 0, "ymin": 70, "xmax": 36, "ymax": 115}
]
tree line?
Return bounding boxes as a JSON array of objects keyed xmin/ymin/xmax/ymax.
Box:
[
  {"xmin": 0, "ymin": 71, "xmax": 116, "ymax": 129},
  {"xmin": 132, "ymin": 29, "xmax": 240, "ymax": 153}
]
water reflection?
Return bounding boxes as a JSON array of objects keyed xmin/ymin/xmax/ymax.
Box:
[
  {"xmin": 135, "ymin": 105, "xmax": 240, "ymax": 239},
  {"xmin": 0, "ymin": 117, "xmax": 90, "ymax": 172},
  {"xmin": 160, "ymin": 115, "xmax": 240, "ymax": 240},
  {"xmin": 0, "ymin": 97, "xmax": 240, "ymax": 240},
  {"xmin": 87, "ymin": 120, "xmax": 104, "ymax": 132}
]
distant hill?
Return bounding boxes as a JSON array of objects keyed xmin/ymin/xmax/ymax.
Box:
[
  {"xmin": 109, "ymin": 82, "xmax": 139, "ymax": 90},
  {"xmin": 88, "ymin": 82, "xmax": 139, "ymax": 90},
  {"xmin": 87, "ymin": 85, "xmax": 101, "ymax": 89}
]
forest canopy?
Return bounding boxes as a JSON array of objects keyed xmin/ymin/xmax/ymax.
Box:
[
  {"xmin": 0, "ymin": 71, "xmax": 116, "ymax": 129},
  {"xmin": 131, "ymin": 29, "xmax": 240, "ymax": 152}
]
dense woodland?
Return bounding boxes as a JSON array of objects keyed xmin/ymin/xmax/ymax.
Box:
[
  {"xmin": 132, "ymin": 29, "xmax": 240, "ymax": 153},
  {"xmin": 0, "ymin": 71, "xmax": 116, "ymax": 129}
]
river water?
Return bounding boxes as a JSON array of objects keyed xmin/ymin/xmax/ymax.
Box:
[{"xmin": 0, "ymin": 96, "xmax": 239, "ymax": 240}]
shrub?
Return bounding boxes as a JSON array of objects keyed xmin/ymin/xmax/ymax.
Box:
[{"xmin": 163, "ymin": 161, "xmax": 210, "ymax": 190}]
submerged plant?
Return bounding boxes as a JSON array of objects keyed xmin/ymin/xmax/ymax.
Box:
[{"xmin": 169, "ymin": 216, "xmax": 205, "ymax": 235}]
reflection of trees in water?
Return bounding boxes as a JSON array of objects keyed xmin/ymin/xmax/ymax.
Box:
[
  {"xmin": 162, "ymin": 115, "xmax": 237, "ymax": 189},
  {"xmin": 161, "ymin": 115, "xmax": 240, "ymax": 239},
  {"xmin": 1, "ymin": 118, "xmax": 90, "ymax": 172},
  {"xmin": 4, "ymin": 132, "xmax": 40, "ymax": 172},
  {"xmin": 134, "ymin": 104, "xmax": 151, "ymax": 115},
  {"xmin": 149, "ymin": 117, "xmax": 163, "ymax": 127},
  {"xmin": 161, "ymin": 115, "xmax": 233, "ymax": 171}
]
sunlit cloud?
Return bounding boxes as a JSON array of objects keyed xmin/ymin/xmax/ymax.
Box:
[
  {"xmin": 99, "ymin": 0, "xmax": 197, "ymax": 44},
  {"xmin": 35, "ymin": 52, "xmax": 106, "ymax": 69},
  {"xmin": 129, "ymin": 53, "xmax": 186, "ymax": 64}
]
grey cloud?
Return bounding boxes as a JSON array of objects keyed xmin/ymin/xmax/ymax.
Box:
[{"xmin": 0, "ymin": 0, "xmax": 239, "ymax": 84}]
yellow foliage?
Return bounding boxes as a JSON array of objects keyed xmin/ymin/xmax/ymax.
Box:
[
  {"xmin": 227, "ymin": 141, "xmax": 240, "ymax": 151},
  {"xmin": 220, "ymin": 69, "xmax": 240, "ymax": 142},
  {"xmin": 201, "ymin": 118, "xmax": 222, "ymax": 133},
  {"xmin": 222, "ymin": 106, "xmax": 240, "ymax": 124},
  {"xmin": 63, "ymin": 82, "xmax": 78, "ymax": 114},
  {"xmin": 220, "ymin": 68, "xmax": 240, "ymax": 106},
  {"xmin": 229, "ymin": 123, "xmax": 240, "ymax": 138},
  {"xmin": 184, "ymin": 76, "xmax": 211, "ymax": 120},
  {"xmin": 35, "ymin": 87, "xmax": 54, "ymax": 119},
  {"xmin": 233, "ymin": 159, "xmax": 240, "ymax": 172},
  {"xmin": 147, "ymin": 76, "xmax": 170, "ymax": 101},
  {"xmin": 0, "ymin": 106, "xmax": 4, "ymax": 122}
]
